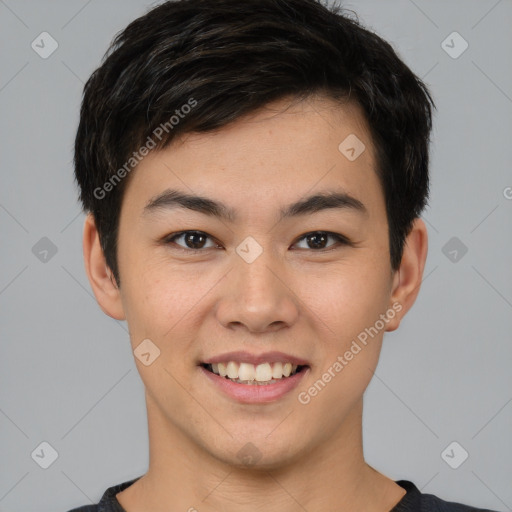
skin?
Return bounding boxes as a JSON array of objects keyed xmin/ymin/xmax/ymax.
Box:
[{"xmin": 83, "ymin": 95, "xmax": 428, "ymax": 512}]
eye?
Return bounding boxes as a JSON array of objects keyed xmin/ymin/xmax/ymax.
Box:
[
  {"xmin": 292, "ymin": 231, "xmax": 351, "ymax": 251},
  {"xmin": 164, "ymin": 231, "xmax": 220, "ymax": 252},
  {"xmin": 163, "ymin": 230, "xmax": 351, "ymax": 253}
]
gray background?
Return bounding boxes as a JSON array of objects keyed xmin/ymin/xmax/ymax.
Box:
[{"xmin": 1, "ymin": 0, "xmax": 511, "ymax": 511}]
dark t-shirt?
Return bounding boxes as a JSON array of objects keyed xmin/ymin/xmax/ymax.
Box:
[{"xmin": 66, "ymin": 476, "xmax": 499, "ymax": 511}]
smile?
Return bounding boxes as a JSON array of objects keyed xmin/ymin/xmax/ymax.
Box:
[
  {"xmin": 202, "ymin": 361, "xmax": 307, "ymax": 385},
  {"xmin": 200, "ymin": 356, "xmax": 310, "ymax": 403}
]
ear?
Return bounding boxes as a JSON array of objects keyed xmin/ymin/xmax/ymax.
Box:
[
  {"xmin": 385, "ymin": 217, "xmax": 428, "ymax": 332},
  {"xmin": 82, "ymin": 213, "xmax": 126, "ymax": 320}
]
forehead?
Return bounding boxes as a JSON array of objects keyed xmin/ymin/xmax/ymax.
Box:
[
  {"xmin": 121, "ymin": 95, "xmax": 384, "ymax": 222},
  {"xmin": 169, "ymin": 95, "xmax": 374, "ymax": 166}
]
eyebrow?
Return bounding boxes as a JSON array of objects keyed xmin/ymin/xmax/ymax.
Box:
[{"xmin": 143, "ymin": 188, "xmax": 367, "ymax": 222}]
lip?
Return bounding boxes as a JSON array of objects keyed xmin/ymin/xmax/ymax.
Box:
[
  {"xmin": 199, "ymin": 364, "xmax": 310, "ymax": 404},
  {"xmin": 202, "ymin": 350, "xmax": 310, "ymax": 366}
]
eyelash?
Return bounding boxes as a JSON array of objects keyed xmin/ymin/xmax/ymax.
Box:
[{"xmin": 163, "ymin": 230, "xmax": 352, "ymax": 254}]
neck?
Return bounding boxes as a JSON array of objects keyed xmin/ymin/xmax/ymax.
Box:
[{"xmin": 117, "ymin": 397, "xmax": 405, "ymax": 512}]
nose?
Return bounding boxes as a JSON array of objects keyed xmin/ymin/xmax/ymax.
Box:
[{"xmin": 215, "ymin": 246, "xmax": 299, "ymax": 334}]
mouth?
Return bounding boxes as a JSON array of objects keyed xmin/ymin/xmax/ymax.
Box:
[
  {"xmin": 198, "ymin": 353, "xmax": 310, "ymax": 403},
  {"xmin": 200, "ymin": 361, "xmax": 309, "ymax": 385}
]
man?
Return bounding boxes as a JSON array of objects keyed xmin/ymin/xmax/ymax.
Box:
[{"xmin": 67, "ymin": 0, "xmax": 498, "ymax": 510}]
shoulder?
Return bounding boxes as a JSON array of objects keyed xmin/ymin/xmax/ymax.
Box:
[
  {"xmin": 64, "ymin": 476, "xmax": 142, "ymax": 512},
  {"xmin": 394, "ymin": 480, "xmax": 499, "ymax": 512},
  {"xmin": 421, "ymin": 493, "xmax": 499, "ymax": 512}
]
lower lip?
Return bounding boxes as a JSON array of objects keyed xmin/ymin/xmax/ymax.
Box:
[{"xmin": 199, "ymin": 366, "xmax": 309, "ymax": 404}]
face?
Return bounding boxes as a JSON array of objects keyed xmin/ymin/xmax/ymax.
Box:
[{"xmin": 104, "ymin": 96, "xmax": 407, "ymax": 468}]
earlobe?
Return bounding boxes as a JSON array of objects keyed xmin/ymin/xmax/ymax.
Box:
[
  {"xmin": 82, "ymin": 213, "xmax": 126, "ymax": 320},
  {"xmin": 386, "ymin": 217, "xmax": 428, "ymax": 332}
]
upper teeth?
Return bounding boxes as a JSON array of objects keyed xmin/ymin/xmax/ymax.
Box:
[{"xmin": 211, "ymin": 362, "xmax": 299, "ymax": 382}]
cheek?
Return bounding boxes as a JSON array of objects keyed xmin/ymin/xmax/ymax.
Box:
[
  {"xmin": 121, "ymin": 273, "xmax": 181, "ymax": 339},
  {"xmin": 297, "ymin": 269, "xmax": 390, "ymax": 416},
  {"xmin": 120, "ymin": 256, "xmax": 220, "ymax": 349},
  {"xmin": 308, "ymin": 261, "xmax": 391, "ymax": 336}
]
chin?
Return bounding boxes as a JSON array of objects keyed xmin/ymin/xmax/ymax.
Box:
[{"xmin": 205, "ymin": 430, "xmax": 308, "ymax": 471}]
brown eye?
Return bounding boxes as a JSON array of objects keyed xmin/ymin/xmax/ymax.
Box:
[
  {"xmin": 165, "ymin": 231, "xmax": 218, "ymax": 251},
  {"xmin": 293, "ymin": 231, "xmax": 350, "ymax": 250}
]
